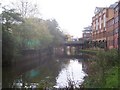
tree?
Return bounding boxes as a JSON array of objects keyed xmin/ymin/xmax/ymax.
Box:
[
  {"xmin": 46, "ymin": 19, "xmax": 65, "ymax": 47},
  {"xmin": 2, "ymin": 8, "xmax": 23, "ymax": 67},
  {"xmin": 10, "ymin": 0, "xmax": 39, "ymax": 18},
  {"xmin": 1, "ymin": 8, "xmax": 24, "ymax": 88},
  {"xmin": 15, "ymin": 18, "xmax": 53, "ymax": 50}
]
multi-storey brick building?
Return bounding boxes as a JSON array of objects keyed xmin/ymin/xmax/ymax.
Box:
[
  {"xmin": 113, "ymin": 2, "xmax": 119, "ymax": 49},
  {"xmin": 106, "ymin": 2, "xmax": 118, "ymax": 49},
  {"xmin": 118, "ymin": 1, "xmax": 120, "ymax": 52},
  {"xmin": 92, "ymin": 1, "xmax": 119, "ymax": 49}
]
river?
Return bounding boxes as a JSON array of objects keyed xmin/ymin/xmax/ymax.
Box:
[
  {"xmin": 55, "ymin": 59, "xmax": 86, "ymax": 88},
  {"xmin": 10, "ymin": 56, "xmax": 87, "ymax": 89}
]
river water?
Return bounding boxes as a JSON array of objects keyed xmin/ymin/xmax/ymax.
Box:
[
  {"xmin": 10, "ymin": 56, "xmax": 87, "ymax": 89},
  {"xmin": 55, "ymin": 59, "xmax": 86, "ymax": 88}
]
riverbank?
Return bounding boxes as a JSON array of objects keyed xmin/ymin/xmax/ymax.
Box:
[{"xmin": 82, "ymin": 49, "xmax": 119, "ymax": 88}]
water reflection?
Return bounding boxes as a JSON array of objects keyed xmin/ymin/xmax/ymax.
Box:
[
  {"xmin": 26, "ymin": 69, "xmax": 40, "ymax": 78},
  {"xmin": 55, "ymin": 59, "xmax": 86, "ymax": 88},
  {"xmin": 10, "ymin": 57, "xmax": 87, "ymax": 89}
]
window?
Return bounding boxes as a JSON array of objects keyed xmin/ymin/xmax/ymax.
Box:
[
  {"xmin": 99, "ymin": 17, "xmax": 101, "ymax": 29},
  {"xmin": 84, "ymin": 34, "xmax": 87, "ymax": 37},
  {"xmin": 93, "ymin": 22, "xmax": 95, "ymax": 30},
  {"xmin": 114, "ymin": 28, "xmax": 118, "ymax": 35},
  {"xmin": 96, "ymin": 19, "xmax": 98, "ymax": 30},
  {"xmin": 103, "ymin": 14, "xmax": 106, "ymax": 28},
  {"xmin": 101, "ymin": 15, "xmax": 103, "ymax": 20},
  {"xmin": 108, "ymin": 31, "xmax": 113, "ymax": 36},
  {"xmin": 107, "ymin": 19, "xmax": 114, "ymax": 27},
  {"xmin": 101, "ymin": 23, "xmax": 103, "ymax": 28},
  {"xmin": 106, "ymin": 10, "xmax": 108, "ymax": 18},
  {"xmin": 112, "ymin": 19, "xmax": 114, "ymax": 25},
  {"xmin": 115, "ymin": 6, "xmax": 118, "ymax": 12},
  {"xmin": 115, "ymin": 16, "xmax": 118, "ymax": 23}
]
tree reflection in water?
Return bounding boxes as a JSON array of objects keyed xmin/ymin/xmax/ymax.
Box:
[
  {"xmin": 10, "ymin": 57, "xmax": 87, "ymax": 89},
  {"xmin": 55, "ymin": 59, "xmax": 86, "ymax": 88}
]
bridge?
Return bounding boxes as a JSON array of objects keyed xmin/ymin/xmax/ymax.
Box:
[
  {"xmin": 64, "ymin": 41, "xmax": 84, "ymax": 46},
  {"xmin": 57, "ymin": 40, "xmax": 84, "ymax": 56}
]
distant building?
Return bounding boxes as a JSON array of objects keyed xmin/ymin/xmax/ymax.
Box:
[
  {"xmin": 82, "ymin": 26, "xmax": 92, "ymax": 41},
  {"xmin": 65, "ymin": 34, "xmax": 73, "ymax": 41}
]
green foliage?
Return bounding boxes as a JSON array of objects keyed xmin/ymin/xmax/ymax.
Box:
[
  {"xmin": 83, "ymin": 49, "xmax": 119, "ymax": 88},
  {"xmin": 105, "ymin": 66, "xmax": 118, "ymax": 88},
  {"xmin": 96, "ymin": 49, "xmax": 118, "ymax": 67},
  {"xmin": 2, "ymin": 7, "xmax": 65, "ymax": 88},
  {"xmin": 2, "ymin": 8, "xmax": 23, "ymax": 26},
  {"xmin": 46, "ymin": 19, "xmax": 65, "ymax": 46},
  {"xmin": 2, "ymin": 7, "xmax": 65, "ymax": 63},
  {"xmin": 12, "ymin": 18, "xmax": 65, "ymax": 50},
  {"xmin": 80, "ymin": 49, "xmax": 98, "ymax": 54},
  {"xmin": 2, "ymin": 8, "xmax": 23, "ymax": 67},
  {"xmin": 2, "ymin": 30, "xmax": 15, "ymax": 66},
  {"xmin": 14, "ymin": 18, "xmax": 53, "ymax": 49}
]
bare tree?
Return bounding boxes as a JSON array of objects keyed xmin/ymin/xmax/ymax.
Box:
[{"xmin": 10, "ymin": 0, "xmax": 40, "ymax": 18}]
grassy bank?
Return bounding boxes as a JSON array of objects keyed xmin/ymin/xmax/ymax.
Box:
[{"xmin": 82, "ymin": 49, "xmax": 119, "ymax": 88}]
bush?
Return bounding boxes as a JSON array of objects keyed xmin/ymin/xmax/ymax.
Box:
[{"xmin": 83, "ymin": 49, "xmax": 119, "ymax": 88}]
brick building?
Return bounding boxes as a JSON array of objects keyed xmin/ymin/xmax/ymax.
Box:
[
  {"xmin": 118, "ymin": 0, "xmax": 120, "ymax": 53},
  {"xmin": 92, "ymin": 1, "xmax": 119, "ymax": 49},
  {"xmin": 106, "ymin": 2, "xmax": 118, "ymax": 49},
  {"xmin": 113, "ymin": 2, "xmax": 119, "ymax": 49}
]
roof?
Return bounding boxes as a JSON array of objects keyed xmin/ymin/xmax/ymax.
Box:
[
  {"xmin": 94, "ymin": 7, "xmax": 105, "ymax": 15},
  {"xmin": 94, "ymin": 2, "xmax": 118, "ymax": 15},
  {"xmin": 84, "ymin": 26, "xmax": 92, "ymax": 30},
  {"xmin": 82, "ymin": 26, "xmax": 92, "ymax": 32},
  {"xmin": 109, "ymin": 2, "xmax": 118, "ymax": 8}
]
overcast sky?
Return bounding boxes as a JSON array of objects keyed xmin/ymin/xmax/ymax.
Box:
[{"xmin": 1, "ymin": 0, "xmax": 118, "ymax": 38}]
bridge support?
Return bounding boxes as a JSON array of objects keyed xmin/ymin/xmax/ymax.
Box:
[
  {"xmin": 63, "ymin": 45, "xmax": 83, "ymax": 56},
  {"xmin": 63, "ymin": 46, "xmax": 67, "ymax": 55}
]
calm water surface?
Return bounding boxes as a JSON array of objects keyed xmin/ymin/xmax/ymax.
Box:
[
  {"xmin": 11, "ymin": 57, "xmax": 87, "ymax": 88},
  {"xmin": 55, "ymin": 59, "xmax": 86, "ymax": 88}
]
